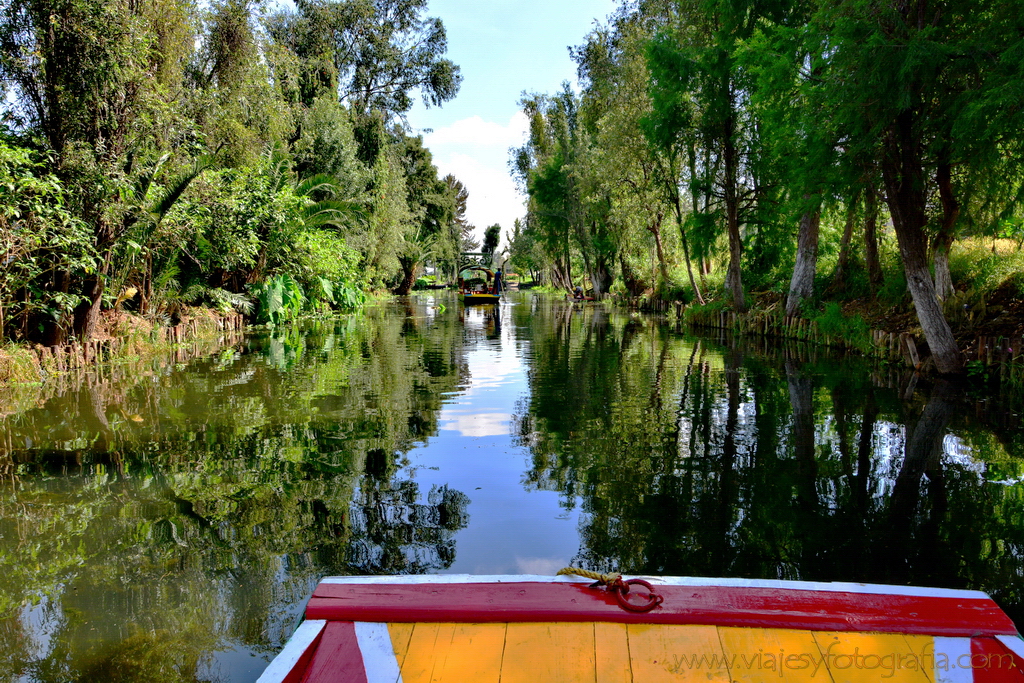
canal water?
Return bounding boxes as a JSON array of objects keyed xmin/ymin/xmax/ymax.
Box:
[{"xmin": 0, "ymin": 293, "xmax": 1022, "ymax": 681}]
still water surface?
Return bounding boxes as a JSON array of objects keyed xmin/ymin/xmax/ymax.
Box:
[{"xmin": 1, "ymin": 294, "xmax": 1022, "ymax": 681}]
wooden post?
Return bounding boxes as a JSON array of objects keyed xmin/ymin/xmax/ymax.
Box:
[{"xmin": 901, "ymin": 334, "xmax": 920, "ymax": 368}]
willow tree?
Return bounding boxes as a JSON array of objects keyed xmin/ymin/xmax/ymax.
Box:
[
  {"xmin": 512, "ymin": 89, "xmax": 581, "ymax": 292},
  {"xmin": 266, "ymin": 0, "xmax": 461, "ymax": 117},
  {"xmin": 575, "ymin": 13, "xmax": 700, "ymax": 300},
  {"xmin": 645, "ymin": 0, "xmax": 777, "ymax": 312}
]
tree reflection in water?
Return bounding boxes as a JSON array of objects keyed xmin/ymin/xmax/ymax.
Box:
[
  {"xmin": 511, "ymin": 299, "xmax": 1024, "ymax": 626},
  {"xmin": 0, "ymin": 295, "xmax": 1023, "ymax": 682},
  {"xmin": 0, "ymin": 306, "xmax": 470, "ymax": 682}
]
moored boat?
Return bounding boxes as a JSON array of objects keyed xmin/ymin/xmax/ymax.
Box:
[{"xmin": 257, "ymin": 573, "xmax": 1024, "ymax": 682}]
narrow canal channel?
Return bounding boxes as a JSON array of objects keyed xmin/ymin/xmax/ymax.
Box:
[{"xmin": 1, "ymin": 293, "xmax": 1022, "ymax": 681}]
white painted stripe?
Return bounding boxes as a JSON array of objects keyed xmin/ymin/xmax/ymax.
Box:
[
  {"xmin": 934, "ymin": 637, "xmax": 973, "ymax": 683},
  {"xmin": 319, "ymin": 574, "xmax": 990, "ymax": 600},
  {"xmin": 355, "ymin": 622, "xmax": 404, "ymax": 683},
  {"xmin": 256, "ymin": 619, "xmax": 327, "ymax": 683},
  {"xmin": 996, "ymin": 635, "xmax": 1024, "ymax": 659}
]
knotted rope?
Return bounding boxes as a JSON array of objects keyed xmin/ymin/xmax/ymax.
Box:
[{"xmin": 557, "ymin": 567, "xmax": 664, "ymax": 613}]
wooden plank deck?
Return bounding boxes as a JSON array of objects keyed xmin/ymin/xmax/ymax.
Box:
[{"xmin": 285, "ymin": 622, "xmax": 1024, "ymax": 683}]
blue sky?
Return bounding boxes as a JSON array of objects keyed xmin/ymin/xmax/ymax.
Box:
[{"xmin": 406, "ymin": 0, "xmax": 620, "ymax": 244}]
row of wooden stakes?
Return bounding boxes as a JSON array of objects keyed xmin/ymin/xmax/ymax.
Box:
[
  {"xmin": 685, "ymin": 308, "xmax": 1024, "ymax": 376},
  {"xmin": 32, "ymin": 312, "xmax": 246, "ymax": 373}
]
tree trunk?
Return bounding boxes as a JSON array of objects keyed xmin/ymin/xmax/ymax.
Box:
[
  {"xmin": 931, "ymin": 160, "xmax": 959, "ymax": 302},
  {"xmin": 881, "ymin": 113, "xmax": 962, "ymax": 374},
  {"xmin": 73, "ymin": 272, "xmax": 104, "ymax": 341},
  {"xmin": 647, "ymin": 211, "xmax": 671, "ymax": 289},
  {"xmin": 785, "ymin": 198, "xmax": 821, "ymax": 317},
  {"xmin": 863, "ymin": 183, "xmax": 883, "ymax": 294},
  {"xmin": 832, "ymin": 190, "xmax": 861, "ymax": 290},
  {"xmin": 670, "ymin": 190, "xmax": 705, "ymax": 305},
  {"xmin": 590, "ymin": 253, "xmax": 613, "ymax": 296},
  {"xmin": 722, "ymin": 113, "xmax": 745, "ymax": 312},
  {"xmin": 394, "ymin": 257, "xmax": 418, "ymax": 295},
  {"xmin": 620, "ymin": 255, "xmax": 645, "ymax": 296}
]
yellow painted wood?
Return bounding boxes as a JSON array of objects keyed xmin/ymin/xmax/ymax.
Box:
[
  {"xmin": 387, "ymin": 623, "xmax": 415, "ymax": 669},
  {"xmin": 901, "ymin": 636, "xmax": 937, "ymax": 683},
  {"xmin": 500, "ymin": 622, "xmax": 597, "ymax": 683},
  {"xmin": 626, "ymin": 624, "xmax": 731, "ymax": 682},
  {"xmin": 397, "ymin": 622, "xmax": 507, "ymax": 683},
  {"xmin": 718, "ymin": 626, "xmax": 834, "ymax": 682},
  {"xmin": 432, "ymin": 623, "xmax": 505, "ymax": 683},
  {"xmin": 812, "ymin": 632, "xmax": 935, "ymax": 683},
  {"xmin": 398, "ymin": 623, "xmax": 451, "ymax": 683},
  {"xmin": 594, "ymin": 622, "xmax": 632, "ymax": 683}
]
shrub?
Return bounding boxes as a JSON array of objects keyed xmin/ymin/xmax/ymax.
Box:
[
  {"xmin": 250, "ymin": 274, "xmax": 306, "ymax": 326},
  {"xmin": 812, "ymin": 303, "xmax": 872, "ymax": 352}
]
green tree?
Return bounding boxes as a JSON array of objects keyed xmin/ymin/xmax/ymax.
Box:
[
  {"xmin": 645, "ymin": 0, "xmax": 774, "ymax": 312},
  {"xmin": 190, "ymin": 0, "xmax": 293, "ymax": 168},
  {"xmin": 393, "ymin": 135, "xmax": 453, "ymax": 295},
  {"xmin": 267, "ymin": 0, "xmax": 461, "ymax": 117},
  {"xmin": 0, "ymin": 0, "xmax": 193, "ymax": 342},
  {"xmin": 513, "ymin": 88, "xmax": 588, "ymax": 292},
  {"xmin": 481, "ymin": 223, "xmax": 501, "ymax": 261},
  {"xmin": 0, "ymin": 140, "xmax": 98, "ymax": 339},
  {"xmin": 811, "ymin": 0, "xmax": 1024, "ymax": 373},
  {"xmin": 575, "ymin": 8, "xmax": 702, "ymax": 300}
]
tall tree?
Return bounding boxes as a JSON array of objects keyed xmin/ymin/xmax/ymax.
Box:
[
  {"xmin": 512, "ymin": 90, "xmax": 581, "ymax": 291},
  {"xmin": 481, "ymin": 223, "xmax": 501, "ymax": 260},
  {"xmin": 0, "ymin": 0, "xmax": 192, "ymax": 342},
  {"xmin": 576, "ymin": 17, "xmax": 677, "ymax": 298},
  {"xmin": 646, "ymin": 0, "xmax": 776, "ymax": 312},
  {"xmin": 813, "ymin": 0, "xmax": 1024, "ymax": 373},
  {"xmin": 267, "ymin": 0, "xmax": 461, "ymax": 117},
  {"xmin": 393, "ymin": 134, "xmax": 452, "ymax": 294}
]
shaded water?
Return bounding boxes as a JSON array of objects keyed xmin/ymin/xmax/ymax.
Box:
[{"xmin": 1, "ymin": 293, "xmax": 1023, "ymax": 681}]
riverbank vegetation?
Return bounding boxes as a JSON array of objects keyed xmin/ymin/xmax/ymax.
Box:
[
  {"xmin": 509, "ymin": 0, "xmax": 1024, "ymax": 374},
  {"xmin": 0, "ymin": 0, "xmax": 476, "ymax": 353}
]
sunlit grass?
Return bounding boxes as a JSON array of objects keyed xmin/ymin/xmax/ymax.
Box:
[{"xmin": 949, "ymin": 239, "xmax": 1024, "ymax": 295}]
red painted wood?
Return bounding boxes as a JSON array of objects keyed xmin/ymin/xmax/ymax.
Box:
[
  {"xmin": 299, "ymin": 621, "xmax": 368, "ymax": 683},
  {"xmin": 281, "ymin": 628, "xmax": 324, "ymax": 683},
  {"xmin": 971, "ymin": 637, "xmax": 1024, "ymax": 682},
  {"xmin": 304, "ymin": 582, "xmax": 1017, "ymax": 637}
]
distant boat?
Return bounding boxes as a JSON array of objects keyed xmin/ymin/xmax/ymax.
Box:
[
  {"xmin": 462, "ymin": 291, "xmax": 500, "ymax": 305},
  {"xmin": 458, "ymin": 265, "xmax": 502, "ymax": 305},
  {"xmin": 257, "ymin": 574, "xmax": 1024, "ymax": 682}
]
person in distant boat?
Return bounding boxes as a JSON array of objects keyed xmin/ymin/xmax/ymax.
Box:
[
  {"xmin": 574, "ymin": 285, "xmax": 584, "ymax": 300},
  {"xmin": 493, "ymin": 269, "xmax": 503, "ymax": 295}
]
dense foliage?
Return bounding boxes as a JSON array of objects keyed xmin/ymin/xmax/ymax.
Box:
[
  {"xmin": 511, "ymin": 0, "xmax": 1024, "ymax": 373},
  {"xmin": 0, "ymin": 0, "xmax": 467, "ymax": 344}
]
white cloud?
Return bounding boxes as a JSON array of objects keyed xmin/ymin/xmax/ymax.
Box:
[
  {"xmin": 424, "ymin": 113, "xmax": 530, "ymax": 240},
  {"xmin": 425, "ymin": 112, "xmax": 529, "ymax": 149},
  {"xmin": 440, "ymin": 412, "xmax": 511, "ymax": 437},
  {"xmin": 440, "ymin": 154, "xmax": 524, "ymax": 235},
  {"xmin": 515, "ymin": 557, "xmax": 568, "ymax": 575}
]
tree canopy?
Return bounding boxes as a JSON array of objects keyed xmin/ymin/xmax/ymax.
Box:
[
  {"xmin": 0, "ymin": 0, "xmax": 467, "ymax": 344},
  {"xmin": 509, "ymin": 0, "xmax": 1024, "ymax": 373}
]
